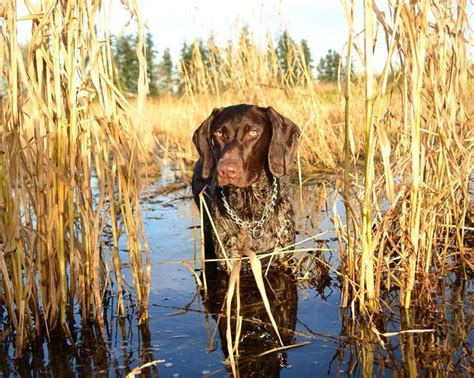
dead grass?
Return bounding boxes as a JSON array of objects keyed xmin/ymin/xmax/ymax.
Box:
[
  {"xmin": 338, "ymin": 0, "xmax": 473, "ymax": 311},
  {"xmin": 0, "ymin": 0, "xmax": 150, "ymax": 355}
]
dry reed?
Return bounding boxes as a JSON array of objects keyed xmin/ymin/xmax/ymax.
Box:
[
  {"xmin": 0, "ymin": 0, "xmax": 150, "ymax": 355},
  {"xmin": 338, "ymin": 0, "xmax": 473, "ymax": 312}
]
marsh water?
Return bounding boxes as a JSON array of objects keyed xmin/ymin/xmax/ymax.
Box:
[{"xmin": 2, "ymin": 164, "xmax": 472, "ymax": 377}]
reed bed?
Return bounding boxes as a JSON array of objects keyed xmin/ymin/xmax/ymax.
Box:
[
  {"xmin": 1, "ymin": 0, "xmax": 472, "ymax": 367},
  {"xmin": 0, "ymin": 0, "xmax": 149, "ymax": 355},
  {"xmin": 338, "ymin": 0, "xmax": 473, "ymax": 312}
]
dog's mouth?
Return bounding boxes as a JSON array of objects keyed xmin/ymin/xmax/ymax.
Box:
[
  {"xmin": 217, "ymin": 170, "xmax": 263, "ymax": 188},
  {"xmin": 216, "ymin": 176, "xmax": 248, "ymax": 188}
]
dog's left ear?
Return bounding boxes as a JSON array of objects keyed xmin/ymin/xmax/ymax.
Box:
[
  {"xmin": 265, "ymin": 107, "xmax": 301, "ymax": 177},
  {"xmin": 193, "ymin": 108, "xmax": 222, "ymax": 179}
]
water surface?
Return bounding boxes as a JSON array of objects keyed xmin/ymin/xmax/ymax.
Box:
[{"xmin": 2, "ymin": 164, "xmax": 472, "ymax": 377}]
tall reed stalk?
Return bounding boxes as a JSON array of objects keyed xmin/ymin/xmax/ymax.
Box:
[
  {"xmin": 0, "ymin": 0, "xmax": 150, "ymax": 355},
  {"xmin": 340, "ymin": 0, "xmax": 356, "ymax": 309},
  {"xmin": 360, "ymin": 0, "xmax": 377, "ymax": 311}
]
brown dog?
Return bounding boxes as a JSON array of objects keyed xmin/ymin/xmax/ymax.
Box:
[{"xmin": 192, "ymin": 104, "xmax": 300, "ymax": 270}]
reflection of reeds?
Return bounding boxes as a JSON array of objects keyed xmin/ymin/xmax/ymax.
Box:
[
  {"xmin": 331, "ymin": 276, "xmax": 471, "ymax": 376},
  {"xmin": 0, "ymin": 0, "xmax": 149, "ymax": 354},
  {"xmin": 1, "ymin": 294, "xmax": 159, "ymax": 376}
]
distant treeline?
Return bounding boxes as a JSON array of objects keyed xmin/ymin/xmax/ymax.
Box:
[{"xmin": 112, "ymin": 28, "xmax": 346, "ymax": 96}]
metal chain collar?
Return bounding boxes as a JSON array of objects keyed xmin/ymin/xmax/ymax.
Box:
[{"xmin": 221, "ymin": 177, "xmax": 279, "ymax": 239}]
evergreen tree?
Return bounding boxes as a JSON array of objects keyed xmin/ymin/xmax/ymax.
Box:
[
  {"xmin": 179, "ymin": 42, "xmax": 193, "ymax": 70},
  {"xmin": 113, "ymin": 34, "xmax": 139, "ymax": 93},
  {"xmin": 145, "ymin": 30, "xmax": 158, "ymax": 96},
  {"xmin": 275, "ymin": 31, "xmax": 314, "ymax": 84},
  {"xmin": 300, "ymin": 39, "xmax": 313, "ymax": 77},
  {"xmin": 177, "ymin": 39, "xmax": 209, "ymax": 94},
  {"xmin": 317, "ymin": 49, "xmax": 341, "ymax": 82},
  {"xmin": 113, "ymin": 31, "xmax": 159, "ymax": 95},
  {"xmin": 157, "ymin": 48, "xmax": 174, "ymax": 95},
  {"xmin": 179, "ymin": 39, "xmax": 209, "ymax": 70},
  {"xmin": 276, "ymin": 30, "xmax": 293, "ymax": 75},
  {"xmin": 177, "ymin": 42, "xmax": 192, "ymax": 94}
]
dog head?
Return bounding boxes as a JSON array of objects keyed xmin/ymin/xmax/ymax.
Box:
[{"xmin": 193, "ymin": 104, "xmax": 300, "ymax": 188}]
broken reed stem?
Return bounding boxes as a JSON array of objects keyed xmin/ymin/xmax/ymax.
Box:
[
  {"xmin": 226, "ymin": 260, "xmax": 241, "ymax": 377},
  {"xmin": 0, "ymin": 0, "xmax": 149, "ymax": 354},
  {"xmin": 199, "ymin": 192, "xmax": 208, "ymax": 294}
]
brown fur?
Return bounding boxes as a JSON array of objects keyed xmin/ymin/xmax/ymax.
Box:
[{"xmin": 192, "ymin": 104, "xmax": 300, "ymax": 270}]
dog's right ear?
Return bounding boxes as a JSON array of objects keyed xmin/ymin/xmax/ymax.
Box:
[{"xmin": 193, "ymin": 108, "xmax": 222, "ymax": 179}]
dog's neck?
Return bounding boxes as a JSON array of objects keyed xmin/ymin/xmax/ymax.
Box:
[{"xmin": 219, "ymin": 172, "xmax": 276, "ymax": 221}]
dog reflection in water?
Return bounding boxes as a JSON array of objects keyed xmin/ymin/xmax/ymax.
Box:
[{"xmin": 202, "ymin": 267, "xmax": 297, "ymax": 377}]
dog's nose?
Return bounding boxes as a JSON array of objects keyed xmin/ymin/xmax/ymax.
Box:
[{"xmin": 217, "ymin": 163, "xmax": 238, "ymax": 179}]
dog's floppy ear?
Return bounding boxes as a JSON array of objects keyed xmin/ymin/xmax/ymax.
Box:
[
  {"xmin": 266, "ymin": 106, "xmax": 301, "ymax": 178},
  {"xmin": 193, "ymin": 108, "xmax": 222, "ymax": 179}
]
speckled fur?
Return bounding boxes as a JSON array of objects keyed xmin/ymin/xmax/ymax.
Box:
[
  {"xmin": 203, "ymin": 171, "xmax": 295, "ymax": 270},
  {"xmin": 192, "ymin": 104, "xmax": 300, "ymax": 272}
]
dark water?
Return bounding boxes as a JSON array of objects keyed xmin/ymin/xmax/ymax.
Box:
[{"xmin": 1, "ymin": 164, "xmax": 472, "ymax": 377}]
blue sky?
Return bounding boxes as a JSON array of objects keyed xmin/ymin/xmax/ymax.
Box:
[
  {"xmin": 107, "ymin": 0, "xmax": 353, "ymax": 68},
  {"xmin": 15, "ymin": 1, "xmax": 473, "ymax": 71},
  {"xmin": 110, "ymin": 0, "xmax": 473, "ymax": 71}
]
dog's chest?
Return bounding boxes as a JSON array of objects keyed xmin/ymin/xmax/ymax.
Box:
[{"xmin": 210, "ymin": 183, "xmax": 295, "ymax": 263}]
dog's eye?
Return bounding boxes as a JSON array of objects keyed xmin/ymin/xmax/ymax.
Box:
[
  {"xmin": 248, "ymin": 130, "xmax": 259, "ymax": 137},
  {"xmin": 214, "ymin": 130, "xmax": 223, "ymax": 138}
]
